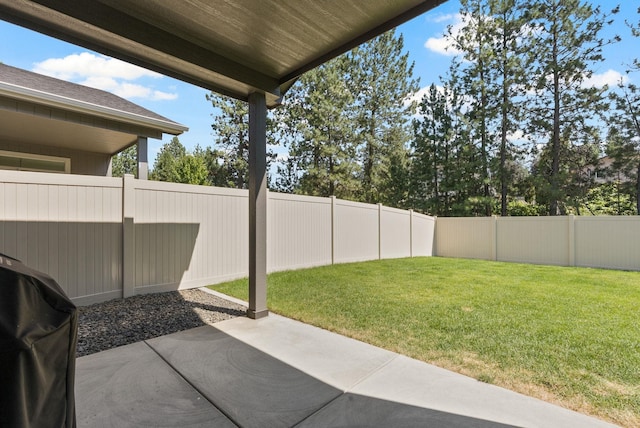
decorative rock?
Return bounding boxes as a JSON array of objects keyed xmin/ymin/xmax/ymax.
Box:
[{"xmin": 76, "ymin": 289, "xmax": 246, "ymax": 357}]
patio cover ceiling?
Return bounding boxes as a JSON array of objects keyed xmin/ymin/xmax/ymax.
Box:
[{"xmin": 0, "ymin": 0, "xmax": 446, "ymax": 108}]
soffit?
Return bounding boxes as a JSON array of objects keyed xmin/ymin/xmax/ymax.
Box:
[
  {"xmin": 0, "ymin": 108, "xmax": 138, "ymax": 155},
  {"xmin": 0, "ymin": 0, "xmax": 446, "ymax": 108}
]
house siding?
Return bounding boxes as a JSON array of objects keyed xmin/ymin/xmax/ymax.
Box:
[{"xmin": 0, "ymin": 140, "xmax": 111, "ymax": 176}]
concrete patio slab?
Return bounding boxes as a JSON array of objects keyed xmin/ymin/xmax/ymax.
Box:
[
  {"xmin": 212, "ymin": 314, "xmax": 616, "ymax": 428},
  {"xmin": 75, "ymin": 312, "xmax": 618, "ymax": 428},
  {"xmin": 146, "ymin": 326, "xmax": 342, "ymax": 428},
  {"xmin": 75, "ymin": 341, "xmax": 234, "ymax": 427},
  {"xmin": 209, "ymin": 312, "xmax": 398, "ymax": 390},
  {"xmin": 347, "ymin": 354, "xmax": 611, "ymax": 428},
  {"xmin": 296, "ymin": 393, "xmax": 516, "ymax": 428}
]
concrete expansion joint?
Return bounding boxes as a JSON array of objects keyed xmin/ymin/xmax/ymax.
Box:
[
  {"xmin": 141, "ymin": 341, "xmax": 241, "ymax": 427},
  {"xmin": 345, "ymin": 354, "xmax": 400, "ymax": 393},
  {"xmin": 291, "ymin": 354, "xmax": 401, "ymax": 427}
]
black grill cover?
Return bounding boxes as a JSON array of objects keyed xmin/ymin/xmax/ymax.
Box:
[{"xmin": 0, "ymin": 253, "xmax": 77, "ymax": 428}]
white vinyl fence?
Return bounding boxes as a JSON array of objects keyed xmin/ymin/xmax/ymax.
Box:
[
  {"xmin": 436, "ymin": 215, "xmax": 640, "ymax": 271},
  {"xmin": 3, "ymin": 170, "xmax": 636, "ymax": 306},
  {"xmin": 0, "ymin": 171, "xmax": 435, "ymax": 305},
  {"xmin": 0, "ymin": 171, "xmax": 123, "ymax": 304}
]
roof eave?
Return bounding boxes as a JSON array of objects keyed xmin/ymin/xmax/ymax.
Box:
[{"xmin": 0, "ymin": 81, "xmax": 188, "ymax": 135}]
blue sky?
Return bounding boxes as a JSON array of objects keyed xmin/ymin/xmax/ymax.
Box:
[{"xmin": 0, "ymin": 1, "xmax": 637, "ymax": 164}]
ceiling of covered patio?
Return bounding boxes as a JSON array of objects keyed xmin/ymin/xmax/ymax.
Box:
[{"xmin": 0, "ymin": 0, "xmax": 446, "ymax": 108}]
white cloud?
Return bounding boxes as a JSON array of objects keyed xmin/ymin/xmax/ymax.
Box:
[
  {"xmin": 405, "ymin": 85, "xmax": 443, "ymax": 108},
  {"xmin": 424, "ymin": 37, "xmax": 460, "ymax": 56},
  {"xmin": 80, "ymin": 76, "xmax": 119, "ymax": 92},
  {"xmin": 507, "ymin": 129, "xmax": 526, "ymax": 141},
  {"xmin": 582, "ymin": 69, "xmax": 628, "ymax": 88},
  {"xmin": 405, "ymin": 86, "xmax": 433, "ymax": 117},
  {"xmin": 424, "ymin": 13, "xmax": 535, "ymax": 60},
  {"xmin": 78, "ymin": 76, "xmax": 178, "ymax": 101},
  {"xmin": 424, "ymin": 14, "xmax": 464, "ymax": 56},
  {"xmin": 150, "ymin": 90, "xmax": 178, "ymax": 101},
  {"xmin": 429, "ymin": 13, "xmax": 458, "ymax": 24},
  {"xmin": 32, "ymin": 52, "xmax": 177, "ymax": 101},
  {"xmin": 33, "ymin": 52, "xmax": 160, "ymax": 80},
  {"xmin": 276, "ymin": 153, "xmax": 290, "ymax": 162}
]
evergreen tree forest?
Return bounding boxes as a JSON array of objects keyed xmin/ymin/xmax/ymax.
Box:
[{"xmin": 125, "ymin": 1, "xmax": 640, "ymax": 216}]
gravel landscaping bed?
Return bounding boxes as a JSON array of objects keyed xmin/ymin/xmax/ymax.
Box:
[{"xmin": 76, "ymin": 289, "xmax": 246, "ymax": 357}]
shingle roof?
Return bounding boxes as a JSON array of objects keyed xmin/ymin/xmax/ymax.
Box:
[{"xmin": 0, "ymin": 62, "xmax": 185, "ymax": 130}]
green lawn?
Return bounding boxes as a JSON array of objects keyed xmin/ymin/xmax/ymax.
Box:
[{"xmin": 210, "ymin": 257, "xmax": 640, "ymax": 426}]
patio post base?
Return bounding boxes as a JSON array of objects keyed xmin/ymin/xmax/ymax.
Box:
[{"xmin": 247, "ymin": 309, "xmax": 269, "ymax": 319}]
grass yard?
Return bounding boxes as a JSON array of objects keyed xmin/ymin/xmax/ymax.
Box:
[{"xmin": 210, "ymin": 257, "xmax": 640, "ymax": 426}]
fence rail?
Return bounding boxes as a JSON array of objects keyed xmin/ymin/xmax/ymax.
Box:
[{"xmin": 0, "ymin": 171, "xmax": 435, "ymax": 305}]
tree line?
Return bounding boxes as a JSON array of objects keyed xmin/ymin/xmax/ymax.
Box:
[{"xmin": 113, "ymin": 0, "xmax": 640, "ymax": 216}]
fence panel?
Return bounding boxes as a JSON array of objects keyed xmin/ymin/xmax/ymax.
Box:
[
  {"xmin": 437, "ymin": 215, "xmax": 640, "ymax": 271},
  {"xmin": 380, "ymin": 206, "xmax": 411, "ymax": 259},
  {"xmin": 412, "ymin": 212, "xmax": 435, "ymax": 257},
  {"xmin": 333, "ymin": 199, "xmax": 380, "ymax": 263},
  {"xmin": 497, "ymin": 217, "xmax": 570, "ymax": 266},
  {"xmin": 130, "ymin": 180, "xmax": 248, "ymax": 294},
  {"xmin": 268, "ymin": 192, "xmax": 332, "ymax": 272},
  {"xmin": 575, "ymin": 216, "xmax": 640, "ymax": 271},
  {"xmin": 0, "ymin": 171, "xmax": 122, "ymax": 304},
  {"xmin": 435, "ymin": 217, "xmax": 494, "ymax": 260},
  {"xmin": 1, "ymin": 172, "xmax": 437, "ymax": 304}
]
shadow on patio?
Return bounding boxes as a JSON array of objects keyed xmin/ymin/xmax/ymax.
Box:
[
  {"xmin": 75, "ymin": 303, "xmax": 615, "ymax": 428},
  {"xmin": 76, "ymin": 324, "xmax": 514, "ymax": 428}
]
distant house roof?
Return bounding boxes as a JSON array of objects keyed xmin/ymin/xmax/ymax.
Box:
[
  {"xmin": 0, "ymin": 63, "xmax": 187, "ymax": 155},
  {"xmin": 0, "ymin": 63, "xmax": 187, "ymax": 135}
]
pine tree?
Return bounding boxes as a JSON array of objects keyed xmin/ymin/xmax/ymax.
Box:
[
  {"xmin": 207, "ymin": 93, "xmax": 277, "ymax": 189},
  {"xmin": 272, "ymin": 156, "xmax": 300, "ymax": 194},
  {"xmin": 347, "ymin": 30, "xmax": 419, "ymax": 204},
  {"xmin": 448, "ymin": 0, "xmax": 529, "ymax": 216},
  {"xmin": 604, "ymin": 10, "xmax": 640, "ymax": 214},
  {"xmin": 150, "ymin": 136, "xmax": 186, "ymax": 182},
  {"xmin": 111, "ymin": 145, "xmax": 137, "ymax": 177},
  {"xmin": 450, "ymin": 0, "xmax": 497, "ymax": 215},
  {"xmin": 630, "ymin": 7, "xmax": 640, "ymax": 71},
  {"xmin": 275, "ymin": 56, "xmax": 360, "ymax": 198},
  {"xmin": 207, "ymin": 94, "xmax": 250, "ymax": 189},
  {"xmin": 410, "ymin": 80, "xmax": 475, "ymax": 216},
  {"xmin": 488, "ymin": 0, "xmax": 528, "ymax": 216},
  {"xmin": 525, "ymin": 0, "xmax": 618, "ymax": 215},
  {"xmin": 608, "ymin": 81, "xmax": 640, "ymax": 214}
]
